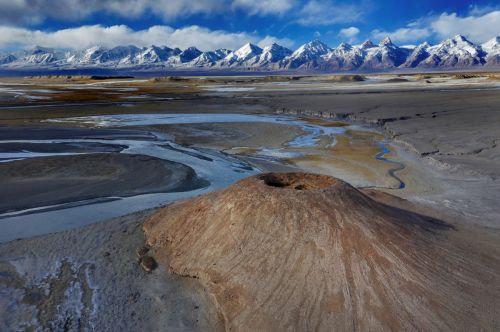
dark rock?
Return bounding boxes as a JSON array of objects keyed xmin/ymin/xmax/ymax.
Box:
[
  {"xmin": 140, "ymin": 255, "xmax": 156, "ymax": 272},
  {"xmin": 136, "ymin": 245, "xmax": 150, "ymax": 258}
]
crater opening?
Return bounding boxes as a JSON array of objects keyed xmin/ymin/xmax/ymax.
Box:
[{"xmin": 259, "ymin": 173, "xmax": 337, "ymax": 191}]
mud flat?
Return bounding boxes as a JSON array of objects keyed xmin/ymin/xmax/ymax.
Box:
[
  {"xmin": 0, "ymin": 153, "xmax": 207, "ymax": 213},
  {"xmin": 267, "ymin": 88, "xmax": 500, "ymax": 228},
  {"xmin": 145, "ymin": 121, "xmax": 306, "ymax": 150}
]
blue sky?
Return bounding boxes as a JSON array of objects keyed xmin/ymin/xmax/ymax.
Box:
[{"xmin": 0, "ymin": 0, "xmax": 499, "ymax": 51}]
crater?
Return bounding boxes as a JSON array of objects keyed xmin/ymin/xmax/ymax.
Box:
[
  {"xmin": 143, "ymin": 173, "xmax": 471, "ymax": 331},
  {"xmin": 259, "ymin": 172, "xmax": 337, "ymax": 190}
]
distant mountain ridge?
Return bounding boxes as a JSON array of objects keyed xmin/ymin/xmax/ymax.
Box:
[{"xmin": 1, "ymin": 35, "xmax": 499, "ymax": 72}]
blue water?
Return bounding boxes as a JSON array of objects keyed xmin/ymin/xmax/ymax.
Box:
[
  {"xmin": 374, "ymin": 142, "xmax": 406, "ymax": 189},
  {"xmin": 0, "ymin": 113, "xmax": 403, "ymax": 242}
]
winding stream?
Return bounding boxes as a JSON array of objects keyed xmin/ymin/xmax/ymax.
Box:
[
  {"xmin": 0, "ymin": 113, "xmax": 406, "ymax": 242},
  {"xmin": 375, "ymin": 142, "xmax": 406, "ymax": 189}
]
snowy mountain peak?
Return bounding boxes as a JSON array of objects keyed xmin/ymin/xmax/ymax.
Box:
[
  {"xmin": 402, "ymin": 42, "xmax": 431, "ymax": 68},
  {"xmin": 487, "ymin": 36, "xmax": 500, "ymax": 44},
  {"xmin": 284, "ymin": 40, "xmax": 331, "ymax": 69},
  {"xmin": 28, "ymin": 46, "xmax": 59, "ymax": 56},
  {"xmin": 86, "ymin": 45, "xmax": 107, "ymax": 53},
  {"xmin": 235, "ymin": 43, "xmax": 263, "ymax": 59},
  {"xmin": 214, "ymin": 48, "xmax": 232, "ymax": 58},
  {"xmin": 189, "ymin": 50, "xmax": 224, "ymax": 67},
  {"xmin": 360, "ymin": 40, "xmax": 376, "ymax": 49},
  {"xmin": 263, "ymin": 43, "xmax": 291, "ymax": 53},
  {"xmin": 482, "ymin": 37, "xmax": 500, "ymax": 52},
  {"xmin": 419, "ymin": 42, "xmax": 430, "ymax": 48},
  {"xmin": 183, "ymin": 46, "xmax": 201, "ymax": 52},
  {"xmin": 1, "ymin": 35, "xmax": 500, "ymax": 71},
  {"xmin": 259, "ymin": 43, "xmax": 292, "ymax": 64},
  {"xmin": 265, "ymin": 42, "xmax": 287, "ymax": 51},
  {"xmin": 172, "ymin": 48, "xmax": 182, "ymax": 56},
  {"xmin": 136, "ymin": 45, "xmax": 173, "ymax": 64},
  {"xmin": 217, "ymin": 43, "xmax": 262, "ymax": 67},
  {"xmin": 300, "ymin": 40, "xmax": 331, "ymax": 54},
  {"xmin": 452, "ymin": 34, "xmax": 470, "ymax": 43},
  {"xmin": 379, "ymin": 37, "xmax": 393, "ymax": 46},
  {"xmin": 0, "ymin": 54, "xmax": 16, "ymax": 65},
  {"xmin": 440, "ymin": 35, "xmax": 476, "ymax": 51},
  {"xmin": 440, "ymin": 35, "xmax": 478, "ymax": 51},
  {"xmin": 337, "ymin": 43, "xmax": 352, "ymax": 51},
  {"xmin": 422, "ymin": 34, "xmax": 484, "ymax": 67},
  {"xmin": 80, "ymin": 46, "xmax": 107, "ymax": 64},
  {"xmin": 179, "ymin": 47, "xmax": 202, "ymax": 62}
]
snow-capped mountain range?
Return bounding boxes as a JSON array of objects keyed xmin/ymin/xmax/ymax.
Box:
[{"xmin": 1, "ymin": 35, "xmax": 499, "ymax": 71}]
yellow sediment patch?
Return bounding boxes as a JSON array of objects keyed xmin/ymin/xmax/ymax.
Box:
[
  {"xmin": 0, "ymin": 77, "xmax": 203, "ymax": 104},
  {"xmin": 300, "ymin": 117, "xmax": 350, "ymax": 127},
  {"xmin": 217, "ymin": 117, "xmax": 401, "ymax": 188},
  {"xmin": 286, "ymin": 129, "xmax": 399, "ymax": 188}
]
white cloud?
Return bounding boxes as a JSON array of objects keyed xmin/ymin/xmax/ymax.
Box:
[
  {"xmin": 468, "ymin": 4, "xmax": 500, "ymax": 16},
  {"xmin": 256, "ymin": 35, "xmax": 294, "ymax": 48},
  {"xmin": 231, "ymin": 0, "xmax": 295, "ymax": 15},
  {"xmin": 0, "ymin": 24, "xmax": 293, "ymax": 51},
  {"xmin": 141, "ymin": 0, "xmax": 224, "ymax": 21},
  {"xmin": 0, "ymin": 0, "xmax": 296, "ymax": 24},
  {"xmin": 295, "ymin": 0, "xmax": 364, "ymax": 26},
  {"xmin": 371, "ymin": 27, "xmax": 431, "ymax": 43},
  {"xmin": 338, "ymin": 27, "xmax": 360, "ymax": 39},
  {"xmin": 371, "ymin": 9, "xmax": 500, "ymax": 44},
  {"xmin": 430, "ymin": 11, "xmax": 500, "ymax": 43}
]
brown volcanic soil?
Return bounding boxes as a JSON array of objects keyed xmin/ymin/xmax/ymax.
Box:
[{"xmin": 144, "ymin": 172, "xmax": 500, "ymax": 331}]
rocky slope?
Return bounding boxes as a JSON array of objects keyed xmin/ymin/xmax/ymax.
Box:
[
  {"xmin": 1, "ymin": 35, "xmax": 499, "ymax": 71},
  {"xmin": 143, "ymin": 173, "xmax": 500, "ymax": 331}
]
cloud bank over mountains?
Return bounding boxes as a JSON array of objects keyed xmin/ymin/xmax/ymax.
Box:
[
  {"xmin": 0, "ymin": 1, "xmax": 498, "ymax": 52},
  {"xmin": 372, "ymin": 9, "xmax": 500, "ymax": 44},
  {"xmin": 0, "ymin": 25, "xmax": 293, "ymax": 51}
]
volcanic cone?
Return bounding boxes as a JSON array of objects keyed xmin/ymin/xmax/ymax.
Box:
[{"xmin": 144, "ymin": 173, "xmax": 499, "ymax": 331}]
